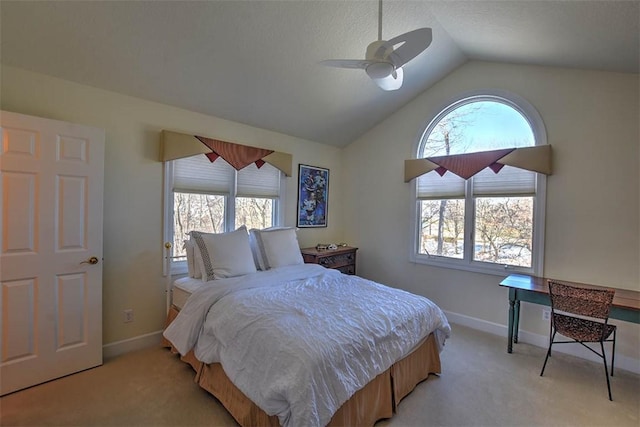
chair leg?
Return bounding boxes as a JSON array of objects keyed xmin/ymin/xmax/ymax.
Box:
[
  {"xmin": 611, "ymin": 329, "xmax": 616, "ymax": 377},
  {"xmin": 600, "ymin": 341, "xmax": 613, "ymax": 401},
  {"xmin": 540, "ymin": 330, "xmax": 556, "ymax": 376}
]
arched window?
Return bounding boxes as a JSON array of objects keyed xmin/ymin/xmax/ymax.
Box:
[{"xmin": 412, "ymin": 92, "xmax": 547, "ymax": 275}]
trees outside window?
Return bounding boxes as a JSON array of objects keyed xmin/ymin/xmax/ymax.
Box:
[
  {"xmin": 172, "ymin": 193, "xmax": 225, "ymax": 258},
  {"xmin": 236, "ymin": 197, "xmax": 274, "ymax": 231},
  {"xmin": 413, "ymin": 93, "xmax": 546, "ymax": 275}
]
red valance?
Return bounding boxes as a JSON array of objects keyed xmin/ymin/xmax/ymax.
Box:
[
  {"xmin": 404, "ymin": 145, "xmax": 552, "ymax": 182},
  {"xmin": 428, "ymin": 148, "xmax": 515, "ymax": 180},
  {"xmin": 160, "ymin": 130, "xmax": 293, "ymax": 176},
  {"xmin": 195, "ymin": 135, "xmax": 274, "ymax": 171}
]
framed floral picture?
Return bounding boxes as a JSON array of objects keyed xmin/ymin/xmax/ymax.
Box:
[{"xmin": 297, "ymin": 164, "xmax": 329, "ymax": 228}]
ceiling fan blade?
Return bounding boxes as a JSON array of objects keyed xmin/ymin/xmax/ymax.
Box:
[
  {"xmin": 385, "ymin": 28, "xmax": 432, "ymax": 68},
  {"xmin": 371, "ymin": 66, "xmax": 403, "ymax": 91},
  {"xmin": 320, "ymin": 59, "xmax": 371, "ymax": 70}
]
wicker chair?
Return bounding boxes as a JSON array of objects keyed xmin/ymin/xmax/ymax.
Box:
[{"xmin": 540, "ymin": 280, "xmax": 617, "ymax": 400}]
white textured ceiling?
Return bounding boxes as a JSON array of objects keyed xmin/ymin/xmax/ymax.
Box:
[{"xmin": 1, "ymin": 1, "xmax": 638, "ymax": 147}]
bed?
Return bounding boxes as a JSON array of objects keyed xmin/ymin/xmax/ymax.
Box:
[{"xmin": 162, "ymin": 226, "xmax": 451, "ymax": 427}]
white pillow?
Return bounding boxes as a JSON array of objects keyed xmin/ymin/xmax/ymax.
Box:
[
  {"xmin": 248, "ymin": 229, "xmax": 265, "ymax": 270},
  {"xmin": 183, "ymin": 238, "xmax": 203, "ymax": 279},
  {"xmin": 249, "ymin": 227, "xmax": 292, "ymax": 270},
  {"xmin": 183, "ymin": 240, "xmax": 196, "ymax": 278},
  {"xmin": 194, "ymin": 243, "xmax": 206, "ymax": 280},
  {"xmin": 193, "ymin": 239, "xmax": 204, "ymax": 279},
  {"xmin": 253, "ymin": 227, "xmax": 304, "ymax": 269},
  {"xmin": 191, "ymin": 226, "xmax": 257, "ymax": 281}
]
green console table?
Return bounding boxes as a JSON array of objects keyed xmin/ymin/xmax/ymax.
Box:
[{"xmin": 499, "ymin": 274, "xmax": 640, "ymax": 353}]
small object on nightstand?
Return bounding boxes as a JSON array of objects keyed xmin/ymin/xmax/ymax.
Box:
[{"xmin": 301, "ymin": 246, "xmax": 358, "ymax": 275}]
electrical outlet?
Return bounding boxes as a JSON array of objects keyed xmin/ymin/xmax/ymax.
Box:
[
  {"xmin": 542, "ymin": 309, "xmax": 551, "ymax": 321},
  {"xmin": 124, "ymin": 309, "xmax": 134, "ymax": 323}
]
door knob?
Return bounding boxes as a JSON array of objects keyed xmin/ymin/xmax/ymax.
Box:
[{"xmin": 80, "ymin": 256, "xmax": 99, "ymax": 265}]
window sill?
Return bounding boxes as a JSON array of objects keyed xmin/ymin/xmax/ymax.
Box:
[{"xmin": 410, "ymin": 252, "xmax": 537, "ymax": 277}]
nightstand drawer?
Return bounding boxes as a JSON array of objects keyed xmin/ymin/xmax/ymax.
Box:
[
  {"xmin": 317, "ymin": 252, "xmax": 355, "ymax": 268},
  {"xmin": 300, "ymin": 246, "xmax": 358, "ymax": 275},
  {"xmin": 336, "ymin": 264, "xmax": 355, "ymax": 275}
]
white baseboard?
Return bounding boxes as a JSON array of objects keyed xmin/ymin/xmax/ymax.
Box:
[
  {"xmin": 444, "ymin": 310, "xmax": 640, "ymax": 375},
  {"xmin": 102, "ymin": 330, "xmax": 164, "ymax": 360}
]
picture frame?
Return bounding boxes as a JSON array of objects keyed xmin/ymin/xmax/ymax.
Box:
[{"xmin": 297, "ymin": 164, "xmax": 329, "ymax": 228}]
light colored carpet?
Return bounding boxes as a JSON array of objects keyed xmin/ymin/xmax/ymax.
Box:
[{"xmin": 1, "ymin": 324, "xmax": 638, "ymax": 426}]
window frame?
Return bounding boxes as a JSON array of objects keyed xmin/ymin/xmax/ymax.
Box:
[
  {"xmin": 163, "ymin": 158, "xmax": 285, "ymax": 275},
  {"xmin": 409, "ymin": 90, "xmax": 547, "ymax": 277}
]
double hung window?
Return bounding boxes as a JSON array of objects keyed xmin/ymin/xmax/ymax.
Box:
[
  {"xmin": 412, "ymin": 93, "xmax": 547, "ymax": 275},
  {"xmin": 164, "ymin": 154, "xmax": 283, "ymax": 273}
]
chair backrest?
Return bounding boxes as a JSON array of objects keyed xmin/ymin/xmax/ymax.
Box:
[{"xmin": 547, "ymin": 280, "xmax": 615, "ymax": 320}]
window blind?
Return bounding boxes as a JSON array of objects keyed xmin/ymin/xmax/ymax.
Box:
[
  {"xmin": 173, "ymin": 154, "xmax": 233, "ymax": 194},
  {"xmin": 417, "ymin": 170, "xmax": 465, "ymax": 199},
  {"xmin": 417, "ymin": 165, "xmax": 535, "ymax": 199},
  {"xmin": 237, "ymin": 162, "xmax": 280, "ymax": 197},
  {"xmin": 473, "ymin": 165, "xmax": 535, "ymax": 196},
  {"xmin": 173, "ymin": 155, "xmax": 280, "ymax": 197}
]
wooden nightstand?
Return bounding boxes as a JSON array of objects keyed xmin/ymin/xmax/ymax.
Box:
[{"xmin": 300, "ymin": 246, "xmax": 358, "ymax": 275}]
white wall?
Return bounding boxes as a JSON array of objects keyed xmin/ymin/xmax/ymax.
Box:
[
  {"xmin": 1, "ymin": 65, "xmax": 344, "ymax": 345},
  {"xmin": 343, "ymin": 61, "xmax": 640, "ymax": 365},
  {"xmin": 2, "ymin": 61, "xmax": 638, "ymax": 369}
]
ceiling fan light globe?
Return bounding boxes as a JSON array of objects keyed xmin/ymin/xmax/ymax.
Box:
[
  {"xmin": 372, "ymin": 66, "xmax": 403, "ymax": 91},
  {"xmin": 365, "ymin": 62, "xmax": 395, "ymax": 80}
]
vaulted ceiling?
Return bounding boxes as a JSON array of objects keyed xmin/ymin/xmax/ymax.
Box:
[{"xmin": 1, "ymin": 1, "xmax": 638, "ymax": 147}]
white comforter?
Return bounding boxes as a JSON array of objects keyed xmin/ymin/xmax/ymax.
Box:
[{"xmin": 163, "ymin": 264, "xmax": 450, "ymax": 427}]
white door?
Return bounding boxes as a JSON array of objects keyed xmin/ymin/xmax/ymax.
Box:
[{"xmin": 0, "ymin": 111, "xmax": 104, "ymax": 396}]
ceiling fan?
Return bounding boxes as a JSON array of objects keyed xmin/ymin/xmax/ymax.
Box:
[{"xmin": 321, "ymin": 0, "xmax": 432, "ymax": 91}]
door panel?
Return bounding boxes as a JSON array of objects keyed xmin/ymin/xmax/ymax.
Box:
[
  {"xmin": 56, "ymin": 273, "xmax": 87, "ymax": 349},
  {"xmin": 1, "ymin": 278, "xmax": 37, "ymax": 363},
  {"xmin": 0, "ymin": 110, "xmax": 104, "ymax": 395},
  {"xmin": 2, "ymin": 171, "xmax": 37, "ymax": 254},
  {"xmin": 56, "ymin": 175, "xmax": 87, "ymax": 251}
]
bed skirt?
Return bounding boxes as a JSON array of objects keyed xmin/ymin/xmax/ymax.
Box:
[
  {"xmin": 163, "ymin": 306, "xmax": 202, "ymax": 371},
  {"xmin": 164, "ymin": 305, "xmax": 441, "ymax": 426}
]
